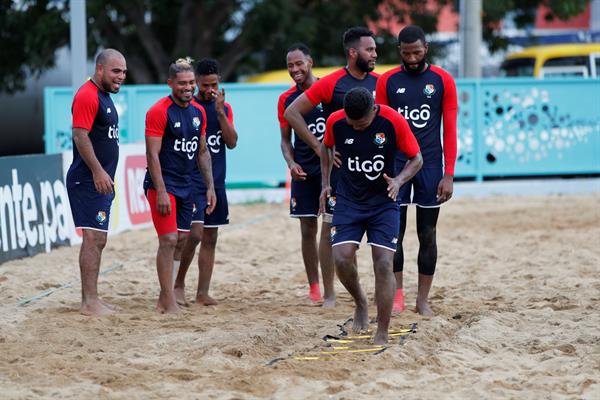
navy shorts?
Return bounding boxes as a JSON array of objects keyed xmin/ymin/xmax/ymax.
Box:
[
  {"xmin": 204, "ymin": 187, "xmax": 229, "ymax": 227},
  {"xmin": 67, "ymin": 182, "xmax": 115, "ymax": 232},
  {"xmin": 397, "ymin": 165, "xmax": 443, "ymax": 207},
  {"xmin": 331, "ymin": 198, "xmax": 399, "ymax": 252},
  {"xmin": 290, "ymin": 174, "xmax": 320, "ymax": 217},
  {"xmin": 190, "ymin": 188, "xmax": 209, "ymax": 224}
]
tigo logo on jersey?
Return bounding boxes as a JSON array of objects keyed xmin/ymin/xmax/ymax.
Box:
[
  {"xmin": 398, "ymin": 104, "xmax": 431, "ymax": 129},
  {"xmin": 96, "ymin": 211, "xmax": 107, "ymax": 225},
  {"xmin": 348, "ymin": 154, "xmax": 385, "ymax": 181},
  {"xmin": 208, "ymin": 131, "xmax": 222, "ymax": 154},
  {"xmin": 423, "ymin": 84, "xmax": 435, "ymax": 97},
  {"xmin": 308, "ymin": 117, "xmax": 326, "ymax": 141},
  {"xmin": 174, "ymin": 136, "xmax": 199, "ymax": 160},
  {"xmin": 192, "ymin": 117, "xmax": 201, "ymax": 130},
  {"xmin": 373, "ymin": 132, "xmax": 386, "ymax": 146}
]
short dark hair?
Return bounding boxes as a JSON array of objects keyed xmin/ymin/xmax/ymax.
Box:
[
  {"xmin": 344, "ymin": 87, "xmax": 373, "ymax": 120},
  {"xmin": 342, "ymin": 26, "xmax": 373, "ymax": 55},
  {"xmin": 169, "ymin": 57, "xmax": 194, "ymax": 78},
  {"xmin": 286, "ymin": 43, "xmax": 311, "ymax": 57},
  {"xmin": 195, "ymin": 58, "xmax": 220, "ymax": 76},
  {"xmin": 398, "ymin": 25, "xmax": 426, "ymax": 45}
]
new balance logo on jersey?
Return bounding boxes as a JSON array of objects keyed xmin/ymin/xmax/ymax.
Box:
[
  {"xmin": 174, "ymin": 136, "xmax": 199, "ymax": 160},
  {"xmin": 398, "ymin": 104, "xmax": 431, "ymax": 129},
  {"xmin": 106, "ymin": 107, "xmax": 112, "ymax": 113},
  {"xmin": 396, "ymin": 88, "xmax": 406, "ymax": 94},
  {"xmin": 173, "ymin": 122, "xmax": 181, "ymax": 128},
  {"xmin": 344, "ymin": 138, "xmax": 354, "ymax": 144},
  {"xmin": 347, "ymin": 154, "xmax": 385, "ymax": 181}
]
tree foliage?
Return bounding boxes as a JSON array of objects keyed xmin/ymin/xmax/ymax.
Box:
[{"xmin": 0, "ymin": 0, "xmax": 591, "ymax": 92}]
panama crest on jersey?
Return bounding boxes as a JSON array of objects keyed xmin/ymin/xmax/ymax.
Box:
[{"xmin": 373, "ymin": 132, "xmax": 386, "ymax": 146}]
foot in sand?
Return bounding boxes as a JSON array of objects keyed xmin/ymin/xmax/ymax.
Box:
[
  {"xmin": 195, "ymin": 294, "xmax": 218, "ymax": 306},
  {"xmin": 373, "ymin": 328, "xmax": 389, "ymax": 345},
  {"xmin": 174, "ymin": 286, "xmax": 188, "ymax": 306},
  {"xmin": 352, "ymin": 302, "xmax": 369, "ymax": 333},
  {"xmin": 416, "ymin": 300, "xmax": 433, "ymax": 316},
  {"xmin": 80, "ymin": 299, "xmax": 115, "ymax": 316},
  {"xmin": 322, "ymin": 296, "xmax": 336, "ymax": 308}
]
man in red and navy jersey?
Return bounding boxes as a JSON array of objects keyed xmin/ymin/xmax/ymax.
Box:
[
  {"xmin": 144, "ymin": 58, "xmax": 216, "ymax": 314},
  {"xmin": 66, "ymin": 49, "xmax": 126, "ymax": 316},
  {"xmin": 277, "ymin": 43, "xmax": 334, "ymax": 306},
  {"xmin": 375, "ymin": 25, "xmax": 458, "ymax": 316},
  {"xmin": 283, "ymin": 27, "xmax": 379, "ymax": 307},
  {"xmin": 174, "ymin": 58, "xmax": 238, "ymax": 307},
  {"xmin": 320, "ymin": 87, "xmax": 422, "ymax": 344}
]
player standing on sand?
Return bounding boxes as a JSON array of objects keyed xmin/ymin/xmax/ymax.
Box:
[{"xmin": 320, "ymin": 87, "xmax": 422, "ymax": 344}]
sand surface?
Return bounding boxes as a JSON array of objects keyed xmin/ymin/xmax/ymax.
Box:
[{"xmin": 1, "ymin": 194, "xmax": 599, "ymax": 399}]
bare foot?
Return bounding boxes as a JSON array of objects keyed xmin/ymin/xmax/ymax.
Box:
[
  {"xmin": 80, "ymin": 300, "xmax": 115, "ymax": 316},
  {"xmin": 195, "ymin": 294, "xmax": 218, "ymax": 306},
  {"xmin": 322, "ymin": 296, "xmax": 336, "ymax": 308},
  {"xmin": 373, "ymin": 327, "xmax": 389, "ymax": 345},
  {"xmin": 416, "ymin": 300, "xmax": 433, "ymax": 316},
  {"xmin": 157, "ymin": 292, "xmax": 181, "ymax": 314},
  {"xmin": 174, "ymin": 286, "xmax": 188, "ymax": 306},
  {"xmin": 352, "ymin": 302, "xmax": 369, "ymax": 333}
]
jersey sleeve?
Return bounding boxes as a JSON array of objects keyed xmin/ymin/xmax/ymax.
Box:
[
  {"xmin": 277, "ymin": 92, "xmax": 290, "ymax": 129},
  {"xmin": 71, "ymin": 85, "xmax": 99, "ymax": 132},
  {"xmin": 224, "ymin": 102, "xmax": 234, "ymax": 126},
  {"xmin": 375, "ymin": 71, "xmax": 391, "ymax": 106},
  {"xmin": 389, "ymin": 110, "xmax": 420, "ymax": 158},
  {"xmin": 323, "ymin": 113, "xmax": 337, "ymax": 148},
  {"xmin": 198, "ymin": 104, "xmax": 208, "ymax": 137},
  {"xmin": 438, "ymin": 68, "xmax": 458, "ymax": 175},
  {"xmin": 145, "ymin": 103, "xmax": 168, "ymax": 137},
  {"xmin": 304, "ymin": 74, "xmax": 335, "ymax": 106}
]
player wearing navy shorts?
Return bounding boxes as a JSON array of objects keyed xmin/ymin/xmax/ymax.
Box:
[
  {"xmin": 174, "ymin": 59, "xmax": 238, "ymax": 307},
  {"xmin": 144, "ymin": 58, "xmax": 216, "ymax": 314},
  {"xmin": 376, "ymin": 25, "xmax": 458, "ymax": 315},
  {"xmin": 278, "ymin": 43, "xmax": 334, "ymax": 305},
  {"xmin": 66, "ymin": 49, "xmax": 126, "ymax": 316},
  {"xmin": 320, "ymin": 87, "xmax": 422, "ymax": 344},
  {"xmin": 284, "ymin": 27, "xmax": 379, "ymax": 307}
]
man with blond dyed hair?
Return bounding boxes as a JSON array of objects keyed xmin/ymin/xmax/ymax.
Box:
[{"xmin": 143, "ymin": 58, "xmax": 216, "ymax": 313}]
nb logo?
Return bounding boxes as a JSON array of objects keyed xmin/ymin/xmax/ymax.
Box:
[
  {"xmin": 344, "ymin": 138, "xmax": 354, "ymax": 144},
  {"xmin": 347, "ymin": 154, "xmax": 385, "ymax": 181},
  {"xmin": 398, "ymin": 104, "xmax": 431, "ymax": 129},
  {"xmin": 174, "ymin": 122, "xmax": 181, "ymax": 128},
  {"xmin": 107, "ymin": 107, "xmax": 112, "ymax": 113},
  {"xmin": 396, "ymin": 88, "xmax": 406, "ymax": 94}
]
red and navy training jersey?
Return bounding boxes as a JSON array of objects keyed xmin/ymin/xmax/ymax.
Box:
[
  {"xmin": 191, "ymin": 96, "xmax": 234, "ymax": 190},
  {"xmin": 323, "ymin": 105, "xmax": 420, "ymax": 209},
  {"xmin": 304, "ymin": 67, "xmax": 379, "ymax": 119},
  {"xmin": 67, "ymin": 80, "xmax": 119, "ymax": 184},
  {"xmin": 376, "ymin": 64, "xmax": 457, "ymax": 174},
  {"xmin": 278, "ymin": 84, "xmax": 325, "ymax": 176},
  {"xmin": 143, "ymin": 96, "xmax": 207, "ymax": 198}
]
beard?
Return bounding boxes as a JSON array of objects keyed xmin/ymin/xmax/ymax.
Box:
[
  {"xmin": 402, "ymin": 59, "xmax": 426, "ymax": 74},
  {"xmin": 356, "ymin": 55, "xmax": 374, "ymax": 73}
]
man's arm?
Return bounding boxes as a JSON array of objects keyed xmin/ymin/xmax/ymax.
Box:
[
  {"xmin": 384, "ymin": 152, "xmax": 423, "ymax": 201},
  {"xmin": 145, "ymin": 136, "xmax": 171, "ymax": 216},
  {"xmin": 72, "ymin": 128, "xmax": 114, "ymax": 195},
  {"xmin": 197, "ymin": 136, "xmax": 216, "ymax": 214},
  {"xmin": 216, "ymin": 91, "xmax": 238, "ymax": 149},
  {"xmin": 280, "ymin": 126, "xmax": 306, "ymax": 181},
  {"xmin": 438, "ymin": 70, "xmax": 459, "ymax": 203},
  {"xmin": 283, "ymin": 94, "xmax": 321, "ymax": 156},
  {"xmin": 319, "ymin": 142, "xmax": 334, "ymax": 214}
]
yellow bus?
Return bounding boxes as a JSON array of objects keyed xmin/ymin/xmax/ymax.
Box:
[
  {"xmin": 243, "ymin": 64, "xmax": 399, "ymax": 83},
  {"xmin": 500, "ymin": 43, "xmax": 600, "ymax": 78}
]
